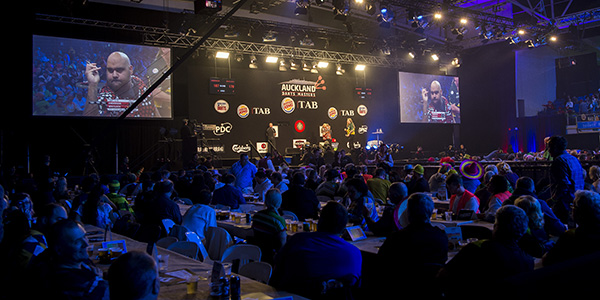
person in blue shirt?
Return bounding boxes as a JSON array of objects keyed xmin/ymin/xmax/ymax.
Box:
[
  {"xmin": 211, "ymin": 174, "xmax": 246, "ymax": 210},
  {"xmin": 271, "ymin": 201, "xmax": 362, "ymax": 299},
  {"xmin": 229, "ymin": 153, "xmax": 257, "ymax": 194},
  {"xmin": 547, "ymin": 135, "xmax": 585, "ymax": 224}
]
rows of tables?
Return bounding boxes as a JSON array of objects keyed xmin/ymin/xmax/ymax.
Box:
[{"xmin": 84, "ymin": 224, "xmax": 307, "ymax": 299}]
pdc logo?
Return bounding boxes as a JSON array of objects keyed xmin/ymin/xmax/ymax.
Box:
[
  {"xmin": 237, "ymin": 104, "xmax": 249, "ymax": 118},
  {"xmin": 328, "ymin": 107, "xmax": 338, "ymax": 120},
  {"xmin": 281, "ymin": 97, "xmax": 295, "ymax": 114},
  {"xmin": 357, "ymin": 104, "xmax": 368, "ymax": 116}
]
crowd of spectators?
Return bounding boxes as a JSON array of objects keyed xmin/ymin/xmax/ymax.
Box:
[{"xmin": 0, "ymin": 134, "xmax": 599, "ymax": 299}]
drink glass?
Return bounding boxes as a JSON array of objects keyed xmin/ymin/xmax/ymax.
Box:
[
  {"xmin": 157, "ymin": 254, "xmax": 169, "ymax": 272},
  {"xmin": 431, "ymin": 209, "xmax": 438, "ymax": 220},
  {"xmin": 186, "ymin": 276, "xmax": 199, "ymax": 294},
  {"xmin": 445, "ymin": 211, "xmax": 453, "ymax": 221},
  {"xmin": 222, "ymin": 262, "xmax": 232, "ymax": 277},
  {"xmin": 86, "ymin": 245, "xmax": 94, "ymax": 258},
  {"xmin": 291, "ymin": 222, "xmax": 298, "ymax": 233}
]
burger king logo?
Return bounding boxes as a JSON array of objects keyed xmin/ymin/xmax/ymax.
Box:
[
  {"xmin": 214, "ymin": 99, "xmax": 229, "ymax": 113},
  {"xmin": 281, "ymin": 97, "xmax": 295, "ymax": 114},
  {"xmin": 328, "ymin": 107, "xmax": 338, "ymax": 120},
  {"xmin": 357, "ymin": 104, "xmax": 368, "ymax": 116},
  {"xmin": 237, "ymin": 104, "xmax": 249, "ymax": 118}
]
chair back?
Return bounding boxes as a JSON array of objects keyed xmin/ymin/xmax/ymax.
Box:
[
  {"xmin": 205, "ymin": 227, "xmax": 233, "ymax": 260},
  {"xmin": 167, "ymin": 241, "xmax": 199, "ymax": 260},
  {"xmin": 238, "ymin": 261, "xmax": 272, "ymax": 284},
  {"xmin": 221, "ymin": 244, "xmax": 262, "ymax": 273},
  {"xmin": 162, "ymin": 218, "xmax": 176, "ymax": 234},
  {"xmin": 185, "ymin": 231, "xmax": 210, "ymax": 262},
  {"xmin": 281, "ymin": 210, "xmax": 298, "ymax": 221},
  {"xmin": 156, "ymin": 236, "xmax": 178, "ymax": 248}
]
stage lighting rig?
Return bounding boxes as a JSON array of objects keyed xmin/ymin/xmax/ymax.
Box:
[
  {"xmin": 295, "ymin": 0, "xmax": 309, "ymax": 16},
  {"xmin": 333, "ymin": 0, "xmax": 351, "ymax": 21}
]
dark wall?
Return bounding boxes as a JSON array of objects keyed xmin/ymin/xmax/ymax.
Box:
[
  {"xmin": 556, "ymin": 52, "xmax": 600, "ymax": 97},
  {"xmin": 459, "ymin": 42, "xmax": 517, "ymax": 155}
]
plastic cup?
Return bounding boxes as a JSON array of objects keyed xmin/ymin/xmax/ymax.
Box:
[
  {"xmin": 431, "ymin": 209, "xmax": 438, "ymax": 220},
  {"xmin": 157, "ymin": 254, "xmax": 169, "ymax": 272},
  {"xmin": 222, "ymin": 262, "xmax": 232, "ymax": 277},
  {"xmin": 186, "ymin": 276, "xmax": 199, "ymax": 294},
  {"xmin": 86, "ymin": 245, "xmax": 94, "ymax": 258}
]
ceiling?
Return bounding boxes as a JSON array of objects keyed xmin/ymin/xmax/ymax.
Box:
[{"xmin": 64, "ymin": 1, "xmax": 600, "ymax": 64}]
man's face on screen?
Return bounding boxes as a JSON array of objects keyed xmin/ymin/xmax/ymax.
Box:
[
  {"xmin": 106, "ymin": 54, "xmax": 133, "ymax": 93},
  {"xmin": 430, "ymin": 82, "xmax": 441, "ymax": 104}
]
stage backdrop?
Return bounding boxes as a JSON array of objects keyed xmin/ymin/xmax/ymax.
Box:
[{"xmin": 185, "ymin": 52, "xmax": 455, "ymax": 159}]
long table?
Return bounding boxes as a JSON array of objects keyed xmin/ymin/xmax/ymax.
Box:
[{"xmin": 84, "ymin": 224, "xmax": 307, "ymax": 299}]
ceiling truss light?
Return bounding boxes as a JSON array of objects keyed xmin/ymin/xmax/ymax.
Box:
[
  {"xmin": 266, "ymin": 56, "xmax": 279, "ymax": 63},
  {"xmin": 249, "ymin": 55, "xmax": 258, "ymax": 69},
  {"xmin": 355, "ymin": 64, "xmax": 365, "ymax": 71},
  {"xmin": 290, "ymin": 60, "xmax": 298, "ymax": 70},
  {"xmin": 336, "ymin": 63, "xmax": 345, "ymax": 75},
  {"xmin": 317, "ymin": 61, "xmax": 329, "ymax": 68},
  {"xmin": 215, "ymin": 51, "xmax": 230, "ymax": 59},
  {"xmin": 431, "ymin": 53, "xmax": 439, "ymax": 61},
  {"xmin": 408, "ymin": 52, "xmax": 415, "ymax": 58},
  {"xmin": 279, "ymin": 60, "xmax": 287, "ymax": 71}
]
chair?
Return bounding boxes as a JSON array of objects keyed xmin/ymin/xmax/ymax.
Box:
[
  {"xmin": 185, "ymin": 231, "xmax": 210, "ymax": 262},
  {"xmin": 238, "ymin": 261, "xmax": 272, "ymax": 284},
  {"xmin": 317, "ymin": 195, "xmax": 333, "ymax": 203},
  {"xmin": 162, "ymin": 219, "xmax": 175, "ymax": 235},
  {"xmin": 168, "ymin": 224, "xmax": 189, "ymax": 241},
  {"xmin": 167, "ymin": 241, "xmax": 199, "ymax": 260},
  {"xmin": 281, "ymin": 210, "xmax": 298, "ymax": 221},
  {"xmin": 221, "ymin": 244, "xmax": 262, "ymax": 274},
  {"xmin": 156, "ymin": 236, "xmax": 178, "ymax": 248},
  {"xmin": 205, "ymin": 227, "xmax": 233, "ymax": 261}
]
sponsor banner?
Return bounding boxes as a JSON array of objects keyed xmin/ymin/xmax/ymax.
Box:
[
  {"xmin": 281, "ymin": 97, "xmax": 295, "ymax": 114},
  {"xmin": 295, "ymin": 120, "xmax": 305, "ymax": 133},
  {"xmin": 257, "ymin": 142, "xmax": 268, "ymax": 153},
  {"xmin": 213, "ymin": 122, "xmax": 233, "ymax": 136},
  {"xmin": 357, "ymin": 104, "xmax": 368, "ymax": 116},
  {"xmin": 198, "ymin": 145, "xmax": 225, "ymax": 153},
  {"xmin": 252, "ymin": 107, "xmax": 271, "ymax": 115},
  {"xmin": 232, "ymin": 144, "xmax": 251, "ymax": 153},
  {"xmin": 293, "ymin": 139, "xmax": 308, "ymax": 148},
  {"xmin": 340, "ymin": 109, "xmax": 354, "ymax": 117},
  {"xmin": 328, "ymin": 107, "xmax": 338, "ymax": 119},
  {"xmin": 237, "ymin": 104, "xmax": 249, "ymax": 118},
  {"xmin": 214, "ymin": 99, "xmax": 229, "ymax": 113}
]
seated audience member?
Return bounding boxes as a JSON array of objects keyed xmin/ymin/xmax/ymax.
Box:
[
  {"xmin": 253, "ymin": 171, "xmax": 273, "ymax": 201},
  {"xmin": 211, "ymin": 174, "xmax": 246, "ymax": 210},
  {"xmin": 437, "ymin": 205, "xmax": 534, "ymax": 297},
  {"xmin": 315, "ymin": 169, "xmax": 341, "ymax": 199},
  {"xmin": 474, "ymin": 171, "xmax": 494, "ymax": 212},
  {"xmin": 543, "ymin": 190, "xmax": 600, "ymax": 266},
  {"xmin": 497, "ymin": 161, "xmax": 519, "ymax": 190},
  {"xmin": 305, "ymin": 168, "xmax": 321, "ymax": 191},
  {"xmin": 271, "ymin": 201, "xmax": 362, "ymax": 299},
  {"xmin": 280, "ymin": 172, "xmax": 320, "ymax": 221},
  {"xmin": 182, "ymin": 189, "xmax": 216, "ymax": 241},
  {"xmin": 119, "ymin": 173, "xmax": 140, "ymax": 198},
  {"xmin": 503, "ymin": 177, "xmax": 566, "ymax": 237},
  {"xmin": 108, "ymin": 251, "xmax": 159, "ymax": 300},
  {"xmin": 428, "ymin": 162, "xmax": 454, "ymax": 196},
  {"xmin": 481, "ymin": 175, "xmax": 512, "ymax": 222},
  {"xmin": 588, "ymin": 165, "xmax": 600, "ymax": 194},
  {"xmin": 364, "ymin": 182, "xmax": 407, "ymax": 236},
  {"xmin": 346, "ymin": 177, "xmax": 379, "ymax": 230},
  {"xmin": 81, "ymin": 186, "xmax": 118, "ymax": 229},
  {"xmin": 514, "ymin": 195, "xmax": 554, "ymax": 258},
  {"xmin": 27, "ymin": 219, "xmax": 109, "ymax": 299},
  {"xmin": 106, "ymin": 180, "xmax": 135, "ymax": 215},
  {"xmin": 459, "ymin": 160, "xmax": 483, "ymax": 193},
  {"xmin": 145, "ymin": 180, "xmax": 182, "ymax": 227},
  {"xmin": 406, "ymin": 164, "xmax": 430, "ymax": 195},
  {"xmin": 378, "ymin": 193, "xmax": 448, "ymax": 298},
  {"xmin": 446, "ymin": 173, "xmax": 480, "ymax": 216},
  {"xmin": 250, "ymin": 189, "xmax": 287, "ymax": 264},
  {"xmin": 367, "ymin": 168, "xmax": 392, "ymax": 203},
  {"xmin": 270, "ymin": 171, "xmax": 288, "ymax": 194}
]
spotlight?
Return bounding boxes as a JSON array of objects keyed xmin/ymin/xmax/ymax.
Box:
[
  {"xmin": 279, "ymin": 60, "xmax": 287, "ymax": 71},
  {"xmin": 431, "ymin": 53, "xmax": 439, "ymax": 61},
  {"xmin": 333, "ymin": 0, "xmax": 350, "ymax": 21},
  {"xmin": 290, "ymin": 60, "xmax": 298, "ymax": 70},
  {"xmin": 294, "ymin": 0, "xmax": 308, "ymax": 15},
  {"xmin": 262, "ymin": 31, "xmax": 277, "ymax": 42},
  {"xmin": 460, "ymin": 18, "xmax": 468, "ymax": 24},
  {"xmin": 235, "ymin": 54, "xmax": 244, "ymax": 62},
  {"xmin": 311, "ymin": 62, "xmax": 319, "ymax": 73},
  {"xmin": 518, "ymin": 29, "xmax": 525, "ymax": 35},
  {"xmin": 215, "ymin": 51, "xmax": 229, "ymax": 59},
  {"xmin": 249, "ymin": 55, "xmax": 258, "ymax": 69},
  {"xmin": 365, "ymin": 2, "xmax": 376, "ymax": 15},
  {"xmin": 336, "ymin": 64, "xmax": 345, "ymax": 75},
  {"xmin": 302, "ymin": 61, "xmax": 310, "ymax": 71},
  {"xmin": 265, "ymin": 56, "xmax": 278, "ymax": 63},
  {"xmin": 377, "ymin": 6, "xmax": 394, "ymax": 28},
  {"xmin": 355, "ymin": 64, "xmax": 366, "ymax": 71},
  {"xmin": 451, "ymin": 57, "xmax": 460, "ymax": 66},
  {"xmin": 355, "ymin": 0, "xmax": 363, "ymax": 3},
  {"xmin": 434, "ymin": 12, "xmax": 442, "ymax": 19},
  {"xmin": 408, "ymin": 52, "xmax": 415, "ymax": 58},
  {"xmin": 550, "ymin": 36, "xmax": 557, "ymax": 42}
]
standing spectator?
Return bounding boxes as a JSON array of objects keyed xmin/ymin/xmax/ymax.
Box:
[
  {"xmin": 229, "ymin": 153, "xmax": 257, "ymax": 194},
  {"xmin": 547, "ymin": 135, "xmax": 585, "ymax": 224}
]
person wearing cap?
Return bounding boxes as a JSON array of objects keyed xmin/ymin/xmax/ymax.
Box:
[
  {"xmin": 403, "ymin": 164, "xmax": 414, "ymax": 182},
  {"xmin": 446, "ymin": 173, "xmax": 480, "ymax": 216},
  {"xmin": 106, "ymin": 180, "xmax": 134, "ymax": 215},
  {"xmin": 406, "ymin": 164, "xmax": 430, "ymax": 196},
  {"xmin": 459, "ymin": 160, "xmax": 483, "ymax": 193},
  {"xmin": 250, "ymin": 189, "xmax": 287, "ymax": 264}
]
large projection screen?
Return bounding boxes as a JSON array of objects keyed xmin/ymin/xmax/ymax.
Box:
[
  {"xmin": 399, "ymin": 71, "xmax": 460, "ymax": 124},
  {"xmin": 32, "ymin": 35, "xmax": 172, "ymax": 119}
]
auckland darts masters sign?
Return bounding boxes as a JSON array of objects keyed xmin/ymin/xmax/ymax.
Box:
[{"xmin": 280, "ymin": 76, "xmax": 326, "ymax": 98}]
